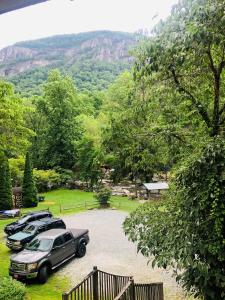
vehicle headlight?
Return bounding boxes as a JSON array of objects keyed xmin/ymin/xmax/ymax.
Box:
[
  {"xmin": 14, "ymin": 241, "xmax": 21, "ymax": 246},
  {"xmin": 27, "ymin": 263, "xmax": 38, "ymax": 272}
]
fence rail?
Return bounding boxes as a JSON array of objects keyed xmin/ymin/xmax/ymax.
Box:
[
  {"xmin": 62, "ymin": 267, "xmax": 131, "ymax": 300},
  {"xmin": 62, "ymin": 267, "xmax": 164, "ymax": 300},
  {"xmin": 60, "ymin": 200, "xmax": 99, "ymax": 213},
  {"xmin": 114, "ymin": 280, "xmax": 135, "ymax": 300}
]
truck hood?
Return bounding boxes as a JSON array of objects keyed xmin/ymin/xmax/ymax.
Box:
[
  {"xmin": 8, "ymin": 232, "xmax": 31, "ymax": 241},
  {"xmin": 11, "ymin": 249, "xmax": 48, "ymax": 263}
]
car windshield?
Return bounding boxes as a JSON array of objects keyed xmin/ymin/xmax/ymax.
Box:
[
  {"xmin": 18, "ymin": 216, "xmax": 30, "ymax": 225},
  {"xmin": 25, "ymin": 238, "xmax": 53, "ymax": 252},
  {"xmin": 22, "ymin": 224, "xmax": 37, "ymax": 234}
]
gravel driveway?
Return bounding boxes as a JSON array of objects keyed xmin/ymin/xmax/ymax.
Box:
[{"xmin": 59, "ymin": 209, "xmax": 189, "ymax": 300}]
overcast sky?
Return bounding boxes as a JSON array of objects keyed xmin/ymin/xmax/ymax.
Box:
[{"xmin": 0, "ymin": 0, "xmax": 178, "ymax": 50}]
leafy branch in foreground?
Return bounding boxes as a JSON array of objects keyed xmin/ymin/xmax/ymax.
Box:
[{"xmin": 124, "ymin": 137, "xmax": 225, "ymax": 299}]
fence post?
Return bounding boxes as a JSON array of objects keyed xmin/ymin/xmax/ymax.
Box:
[
  {"xmin": 129, "ymin": 278, "xmax": 135, "ymax": 300},
  {"xmin": 113, "ymin": 275, "xmax": 118, "ymax": 297},
  {"xmin": 62, "ymin": 293, "xmax": 67, "ymax": 300},
  {"xmin": 93, "ymin": 266, "xmax": 99, "ymax": 300},
  {"xmin": 159, "ymin": 283, "xmax": 164, "ymax": 300}
]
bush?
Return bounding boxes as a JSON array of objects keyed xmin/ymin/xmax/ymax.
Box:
[
  {"xmin": 0, "ymin": 277, "xmax": 26, "ymax": 300},
  {"xmin": 94, "ymin": 186, "xmax": 112, "ymax": 206},
  {"xmin": 33, "ymin": 169, "xmax": 61, "ymax": 192}
]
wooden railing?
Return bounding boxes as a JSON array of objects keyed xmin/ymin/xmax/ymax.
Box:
[
  {"xmin": 114, "ymin": 280, "xmax": 135, "ymax": 300},
  {"xmin": 134, "ymin": 283, "xmax": 164, "ymax": 300},
  {"xmin": 62, "ymin": 266, "xmax": 131, "ymax": 300},
  {"xmin": 62, "ymin": 267, "xmax": 164, "ymax": 300}
]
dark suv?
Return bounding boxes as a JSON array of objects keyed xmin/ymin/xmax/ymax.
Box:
[
  {"xmin": 4, "ymin": 211, "xmax": 53, "ymax": 236},
  {"xmin": 6, "ymin": 218, "xmax": 66, "ymax": 251}
]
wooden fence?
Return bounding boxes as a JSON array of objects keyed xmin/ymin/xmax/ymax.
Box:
[
  {"xmin": 60, "ymin": 200, "xmax": 99, "ymax": 213},
  {"xmin": 62, "ymin": 267, "xmax": 164, "ymax": 300}
]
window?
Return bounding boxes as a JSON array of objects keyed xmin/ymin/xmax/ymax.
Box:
[
  {"xmin": 25, "ymin": 238, "xmax": 53, "ymax": 251},
  {"xmin": 53, "ymin": 236, "xmax": 64, "ymax": 248},
  {"xmin": 63, "ymin": 232, "xmax": 72, "ymax": 243}
]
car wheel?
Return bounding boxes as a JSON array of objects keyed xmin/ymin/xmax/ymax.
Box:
[
  {"xmin": 38, "ymin": 265, "xmax": 49, "ymax": 283},
  {"xmin": 77, "ymin": 243, "xmax": 86, "ymax": 258}
]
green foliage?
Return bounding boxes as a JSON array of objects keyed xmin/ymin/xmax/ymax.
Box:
[
  {"xmin": 103, "ymin": 71, "xmax": 172, "ymax": 183},
  {"xmin": 0, "ymin": 277, "xmax": 26, "ymax": 300},
  {"xmin": 0, "ymin": 80, "xmax": 33, "ymax": 156},
  {"xmin": 122, "ymin": 1, "xmax": 225, "ymax": 299},
  {"xmin": 75, "ymin": 137, "xmax": 103, "ymax": 190},
  {"xmin": 38, "ymin": 70, "xmax": 81, "ymax": 169},
  {"xmin": 94, "ymin": 186, "xmax": 112, "ymax": 206},
  {"xmin": 33, "ymin": 169, "xmax": 61, "ymax": 192},
  {"xmin": 9, "ymin": 156, "xmax": 25, "ymax": 186},
  {"xmin": 0, "ymin": 154, "xmax": 13, "ymax": 210},
  {"xmin": 22, "ymin": 152, "xmax": 37, "ymax": 207},
  {"xmin": 124, "ymin": 138, "xmax": 225, "ymax": 299}
]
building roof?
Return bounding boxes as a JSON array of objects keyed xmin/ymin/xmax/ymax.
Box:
[
  {"xmin": 143, "ymin": 182, "xmax": 169, "ymax": 190},
  {"xmin": 0, "ymin": 0, "xmax": 48, "ymax": 15}
]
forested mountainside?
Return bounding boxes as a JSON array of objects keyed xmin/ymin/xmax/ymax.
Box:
[{"xmin": 0, "ymin": 31, "xmax": 137, "ymax": 95}]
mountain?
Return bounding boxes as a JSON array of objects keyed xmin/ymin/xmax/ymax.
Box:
[{"xmin": 0, "ymin": 31, "xmax": 138, "ymax": 95}]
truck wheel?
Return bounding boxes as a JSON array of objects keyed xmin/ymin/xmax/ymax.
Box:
[
  {"xmin": 38, "ymin": 265, "xmax": 49, "ymax": 283},
  {"xmin": 77, "ymin": 243, "xmax": 86, "ymax": 258}
]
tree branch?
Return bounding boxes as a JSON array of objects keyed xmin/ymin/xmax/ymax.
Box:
[{"xmin": 170, "ymin": 67, "xmax": 212, "ymax": 129}]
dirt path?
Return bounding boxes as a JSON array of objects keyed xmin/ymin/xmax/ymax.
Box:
[{"xmin": 59, "ymin": 209, "xmax": 190, "ymax": 300}]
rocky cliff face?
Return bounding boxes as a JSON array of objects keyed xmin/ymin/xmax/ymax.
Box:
[
  {"xmin": 0, "ymin": 31, "xmax": 137, "ymax": 77},
  {"xmin": 0, "ymin": 31, "xmax": 138, "ymax": 94}
]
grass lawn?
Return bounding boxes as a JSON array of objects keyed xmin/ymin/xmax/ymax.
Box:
[{"xmin": 0, "ymin": 189, "xmax": 141, "ymax": 300}]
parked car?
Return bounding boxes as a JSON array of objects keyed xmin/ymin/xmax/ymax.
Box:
[
  {"xmin": 9, "ymin": 228, "xmax": 89, "ymax": 283},
  {"xmin": 0, "ymin": 209, "xmax": 20, "ymax": 218},
  {"xmin": 6, "ymin": 218, "xmax": 66, "ymax": 251},
  {"xmin": 4, "ymin": 211, "xmax": 53, "ymax": 236}
]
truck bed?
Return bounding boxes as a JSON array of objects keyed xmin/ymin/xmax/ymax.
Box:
[{"xmin": 69, "ymin": 228, "xmax": 89, "ymax": 239}]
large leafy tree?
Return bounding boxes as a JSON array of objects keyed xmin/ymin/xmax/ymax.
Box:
[
  {"xmin": 0, "ymin": 80, "xmax": 33, "ymax": 156},
  {"xmin": 103, "ymin": 71, "xmax": 176, "ymax": 183},
  {"xmin": 124, "ymin": 1, "xmax": 225, "ymax": 299},
  {"xmin": 38, "ymin": 70, "xmax": 81, "ymax": 169},
  {"xmin": 0, "ymin": 154, "xmax": 13, "ymax": 210}
]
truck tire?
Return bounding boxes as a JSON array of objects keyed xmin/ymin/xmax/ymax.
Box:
[
  {"xmin": 77, "ymin": 243, "xmax": 86, "ymax": 258},
  {"xmin": 38, "ymin": 265, "xmax": 49, "ymax": 283}
]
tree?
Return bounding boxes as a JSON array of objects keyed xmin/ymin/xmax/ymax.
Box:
[
  {"xmin": 22, "ymin": 152, "xmax": 37, "ymax": 207},
  {"xmin": 75, "ymin": 137, "xmax": 103, "ymax": 190},
  {"xmin": 38, "ymin": 70, "xmax": 81, "ymax": 169},
  {"xmin": 0, "ymin": 154, "xmax": 13, "ymax": 210},
  {"xmin": 0, "ymin": 80, "xmax": 33, "ymax": 156},
  {"xmin": 124, "ymin": 1, "xmax": 225, "ymax": 299}
]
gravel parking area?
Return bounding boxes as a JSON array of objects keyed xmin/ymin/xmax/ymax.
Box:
[{"xmin": 60, "ymin": 209, "xmax": 189, "ymax": 300}]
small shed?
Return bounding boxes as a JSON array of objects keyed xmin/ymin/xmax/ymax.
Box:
[
  {"xmin": 12, "ymin": 187, "xmax": 23, "ymax": 208},
  {"xmin": 143, "ymin": 182, "xmax": 169, "ymax": 199}
]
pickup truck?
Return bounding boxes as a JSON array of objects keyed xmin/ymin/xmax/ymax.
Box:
[
  {"xmin": 6, "ymin": 218, "xmax": 66, "ymax": 251},
  {"xmin": 9, "ymin": 228, "xmax": 89, "ymax": 283}
]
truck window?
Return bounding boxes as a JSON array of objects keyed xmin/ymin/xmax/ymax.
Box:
[
  {"xmin": 63, "ymin": 232, "xmax": 72, "ymax": 243},
  {"xmin": 53, "ymin": 236, "xmax": 64, "ymax": 247}
]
